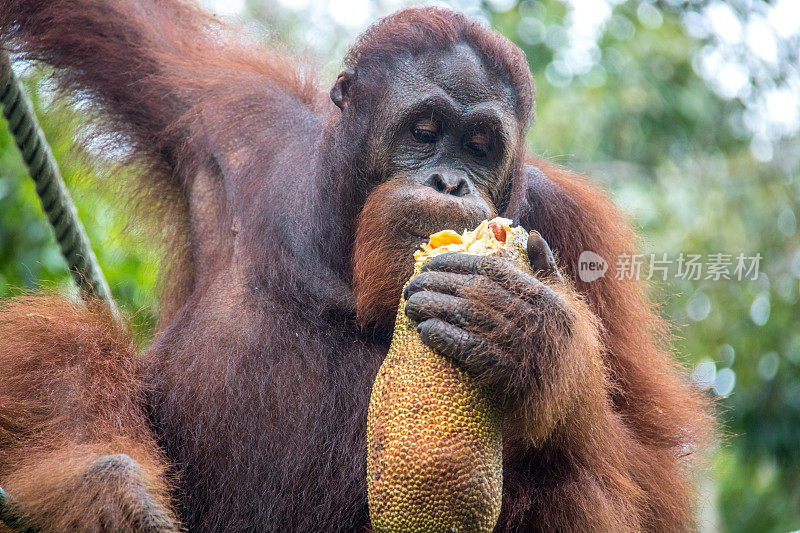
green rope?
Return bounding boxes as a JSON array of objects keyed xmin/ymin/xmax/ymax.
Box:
[
  {"xmin": 0, "ymin": 50, "xmax": 120, "ymax": 533},
  {"xmin": 0, "ymin": 487, "xmax": 36, "ymax": 533},
  {"xmin": 0, "ymin": 49, "xmax": 118, "ymax": 317}
]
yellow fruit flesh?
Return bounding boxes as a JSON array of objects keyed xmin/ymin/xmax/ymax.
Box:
[{"xmin": 367, "ymin": 218, "xmax": 529, "ymax": 533}]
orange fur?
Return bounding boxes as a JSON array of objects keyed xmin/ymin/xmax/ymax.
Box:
[
  {"xmin": 0, "ymin": 1, "xmax": 713, "ymax": 530},
  {"xmin": 497, "ymin": 157, "xmax": 714, "ymax": 531},
  {"xmin": 0, "ymin": 296, "xmax": 177, "ymax": 532}
]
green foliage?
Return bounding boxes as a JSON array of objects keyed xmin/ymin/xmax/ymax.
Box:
[{"xmin": 0, "ymin": 75, "xmax": 158, "ymax": 341}]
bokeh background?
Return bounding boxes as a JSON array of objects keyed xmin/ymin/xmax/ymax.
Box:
[{"xmin": 1, "ymin": 0, "xmax": 798, "ymax": 530}]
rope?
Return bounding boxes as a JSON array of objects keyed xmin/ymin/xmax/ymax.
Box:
[
  {"xmin": 0, "ymin": 49, "xmax": 119, "ymax": 317},
  {"xmin": 0, "ymin": 487, "xmax": 36, "ymax": 533},
  {"xmin": 0, "ymin": 49, "xmax": 120, "ymax": 533}
]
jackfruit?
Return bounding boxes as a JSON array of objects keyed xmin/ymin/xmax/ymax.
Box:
[{"xmin": 367, "ymin": 218, "xmax": 531, "ymax": 533}]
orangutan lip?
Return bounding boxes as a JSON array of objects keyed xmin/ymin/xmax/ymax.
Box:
[
  {"xmin": 402, "ymin": 225, "xmax": 454, "ymax": 242},
  {"xmin": 402, "ymin": 227, "xmax": 429, "ymax": 239}
]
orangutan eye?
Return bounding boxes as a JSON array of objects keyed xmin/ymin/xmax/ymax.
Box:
[
  {"xmin": 464, "ymin": 131, "xmax": 491, "ymax": 158},
  {"xmin": 411, "ymin": 120, "xmax": 439, "ymax": 143}
]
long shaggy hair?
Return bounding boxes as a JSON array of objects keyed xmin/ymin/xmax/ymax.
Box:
[{"xmin": 0, "ymin": 2, "xmax": 712, "ymax": 531}]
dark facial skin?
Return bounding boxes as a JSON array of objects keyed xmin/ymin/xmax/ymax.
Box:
[
  {"xmin": 365, "ymin": 43, "xmax": 521, "ymax": 242},
  {"xmin": 373, "ymin": 45, "xmax": 520, "ymax": 208},
  {"xmin": 350, "ymin": 43, "xmax": 575, "ymax": 405},
  {"xmin": 380, "ymin": 44, "xmax": 518, "ymax": 196}
]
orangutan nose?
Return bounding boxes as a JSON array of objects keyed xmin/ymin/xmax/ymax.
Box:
[{"xmin": 424, "ymin": 172, "xmax": 474, "ymax": 197}]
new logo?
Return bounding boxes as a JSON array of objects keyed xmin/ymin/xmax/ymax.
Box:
[{"xmin": 578, "ymin": 251, "xmax": 608, "ymax": 282}]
